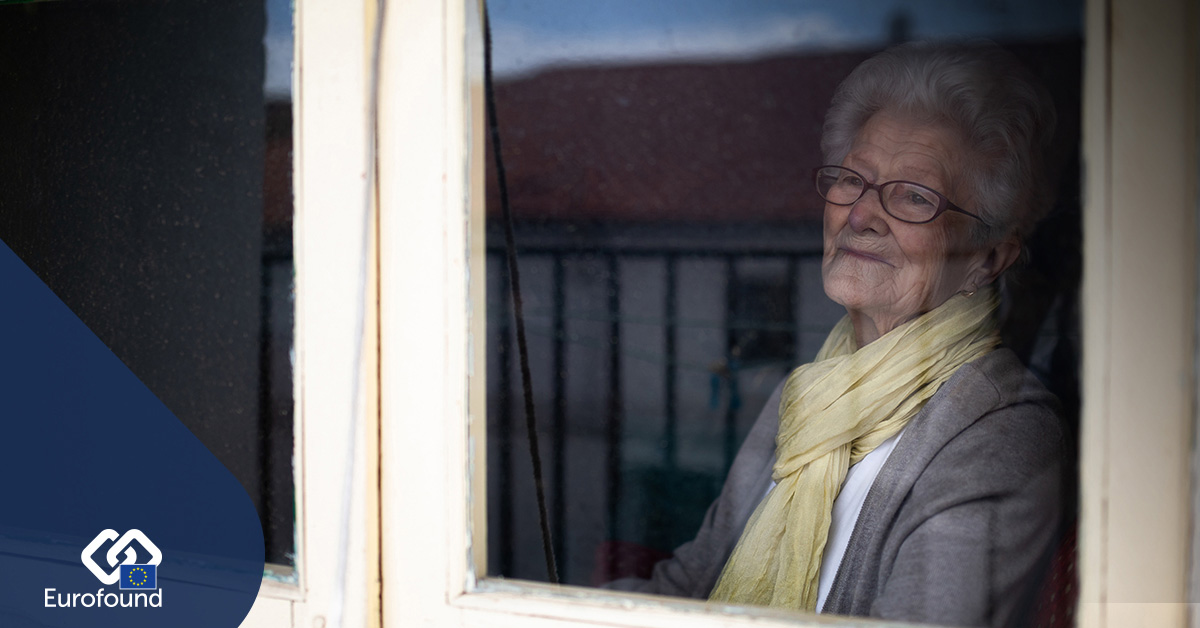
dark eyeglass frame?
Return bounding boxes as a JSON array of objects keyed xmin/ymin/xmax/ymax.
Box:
[{"xmin": 812, "ymin": 165, "xmax": 989, "ymax": 226}]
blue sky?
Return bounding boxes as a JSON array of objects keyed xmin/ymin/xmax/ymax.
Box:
[
  {"xmin": 264, "ymin": 0, "xmax": 293, "ymax": 99},
  {"xmin": 260, "ymin": 0, "xmax": 1083, "ymax": 92},
  {"xmin": 488, "ymin": 0, "xmax": 1083, "ymax": 77}
]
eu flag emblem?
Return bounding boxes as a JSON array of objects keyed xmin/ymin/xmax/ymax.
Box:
[{"xmin": 119, "ymin": 564, "xmax": 157, "ymax": 590}]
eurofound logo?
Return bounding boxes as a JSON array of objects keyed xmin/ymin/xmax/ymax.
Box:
[{"xmin": 45, "ymin": 529, "xmax": 164, "ymax": 609}]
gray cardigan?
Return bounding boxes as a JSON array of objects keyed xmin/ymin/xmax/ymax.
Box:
[{"xmin": 608, "ymin": 348, "xmax": 1064, "ymax": 627}]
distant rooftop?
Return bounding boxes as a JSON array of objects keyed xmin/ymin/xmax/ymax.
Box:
[{"xmin": 486, "ymin": 43, "xmax": 1081, "ymax": 225}]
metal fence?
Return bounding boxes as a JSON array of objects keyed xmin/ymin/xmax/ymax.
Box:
[{"xmin": 487, "ymin": 242, "xmax": 828, "ymax": 584}]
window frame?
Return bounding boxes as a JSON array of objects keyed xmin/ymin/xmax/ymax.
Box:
[
  {"xmin": 1076, "ymin": 0, "xmax": 1197, "ymax": 625},
  {"xmin": 242, "ymin": 0, "xmax": 379, "ymax": 625},
  {"xmin": 245, "ymin": 0, "xmax": 1200, "ymax": 626}
]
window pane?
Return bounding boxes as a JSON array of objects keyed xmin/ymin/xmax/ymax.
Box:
[
  {"xmin": 484, "ymin": 0, "xmax": 1082, "ymax": 622},
  {"xmin": 0, "ymin": 0, "xmax": 296, "ymax": 571}
]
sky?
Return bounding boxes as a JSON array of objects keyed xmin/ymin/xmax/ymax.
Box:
[
  {"xmin": 487, "ymin": 0, "xmax": 1083, "ymax": 78},
  {"xmin": 263, "ymin": 0, "xmax": 293, "ymax": 99},
  {"xmin": 259, "ymin": 0, "xmax": 1083, "ymax": 92}
]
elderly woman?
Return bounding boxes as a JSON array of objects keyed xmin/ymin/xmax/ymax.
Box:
[{"xmin": 609, "ymin": 42, "xmax": 1063, "ymax": 627}]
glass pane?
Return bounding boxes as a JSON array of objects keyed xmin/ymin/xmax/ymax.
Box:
[
  {"xmin": 0, "ymin": 0, "xmax": 297, "ymax": 572},
  {"xmin": 484, "ymin": 0, "xmax": 1082, "ymax": 622}
]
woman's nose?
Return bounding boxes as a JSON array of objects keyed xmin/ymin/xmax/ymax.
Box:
[{"xmin": 847, "ymin": 188, "xmax": 890, "ymax": 234}]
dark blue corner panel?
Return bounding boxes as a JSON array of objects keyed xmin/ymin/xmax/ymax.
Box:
[{"xmin": 0, "ymin": 240, "xmax": 265, "ymax": 627}]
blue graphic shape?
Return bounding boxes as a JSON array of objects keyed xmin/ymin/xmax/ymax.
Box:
[
  {"xmin": 119, "ymin": 565, "xmax": 157, "ymax": 590},
  {"xmin": 0, "ymin": 237, "xmax": 266, "ymax": 627}
]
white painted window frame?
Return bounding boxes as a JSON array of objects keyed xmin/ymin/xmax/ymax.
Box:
[
  {"xmin": 1077, "ymin": 0, "xmax": 1198, "ymax": 626},
  {"xmin": 242, "ymin": 0, "xmax": 378, "ymax": 626},
  {"xmin": 241, "ymin": 0, "xmax": 1200, "ymax": 625}
]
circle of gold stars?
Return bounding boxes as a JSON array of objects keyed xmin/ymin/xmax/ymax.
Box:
[{"xmin": 127, "ymin": 567, "xmax": 148, "ymax": 586}]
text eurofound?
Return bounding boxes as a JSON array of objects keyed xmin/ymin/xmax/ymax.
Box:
[{"xmin": 44, "ymin": 588, "xmax": 162, "ymax": 608}]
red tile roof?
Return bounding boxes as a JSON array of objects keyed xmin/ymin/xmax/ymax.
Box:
[{"xmin": 486, "ymin": 43, "xmax": 1081, "ymax": 225}]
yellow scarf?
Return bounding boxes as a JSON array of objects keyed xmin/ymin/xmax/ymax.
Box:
[{"xmin": 708, "ymin": 288, "xmax": 1000, "ymax": 610}]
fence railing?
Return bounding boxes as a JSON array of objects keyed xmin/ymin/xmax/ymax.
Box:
[{"xmin": 488, "ymin": 241, "xmax": 826, "ymax": 583}]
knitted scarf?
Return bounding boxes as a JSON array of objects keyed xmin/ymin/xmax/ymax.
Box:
[{"xmin": 708, "ymin": 288, "xmax": 1000, "ymax": 609}]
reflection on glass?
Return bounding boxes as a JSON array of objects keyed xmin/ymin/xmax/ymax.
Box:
[
  {"xmin": 484, "ymin": 0, "xmax": 1082, "ymax": 620},
  {"xmin": 0, "ymin": 0, "xmax": 296, "ymax": 571},
  {"xmin": 262, "ymin": 0, "xmax": 296, "ymax": 574}
]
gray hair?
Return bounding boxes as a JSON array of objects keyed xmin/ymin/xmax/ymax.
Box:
[{"xmin": 820, "ymin": 41, "xmax": 1057, "ymax": 243}]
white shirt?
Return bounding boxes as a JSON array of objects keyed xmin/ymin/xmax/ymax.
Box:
[{"xmin": 761, "ymin": 426, "xmax": 906, "ymax": 612}]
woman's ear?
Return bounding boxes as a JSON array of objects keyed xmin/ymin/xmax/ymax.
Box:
[{"xmin": 967, "ymin": 236, "xmax": 1022, "ymax": 290}]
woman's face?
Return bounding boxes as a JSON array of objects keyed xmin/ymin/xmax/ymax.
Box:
[{"xmin": 821, "ymin": 111, "xmax": 992, "ymax": 345}]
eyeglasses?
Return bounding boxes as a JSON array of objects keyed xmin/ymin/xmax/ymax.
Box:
[{"xmin": 812, "ymin": 165, "xmax": 989, "ymax": 226}]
